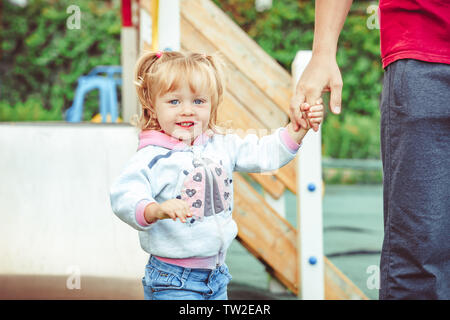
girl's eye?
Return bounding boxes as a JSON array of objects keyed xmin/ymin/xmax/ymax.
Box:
[
  {"xmin": 194, "ymin": 99, "xmax": 204, "ymax": 104},
  {"xmin": 169, "ymin": 100, "xmax": 180, "ymax": 105}
]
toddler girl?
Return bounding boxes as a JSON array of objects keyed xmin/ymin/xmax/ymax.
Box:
[{"xmin": 110, "ymin": 51, "xmax": 323, "ymax": 300}]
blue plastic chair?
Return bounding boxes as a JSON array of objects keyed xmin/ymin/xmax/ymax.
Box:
[{"xmin": 65, "ymin": 66, "xmax": 122, "ymax": 123}]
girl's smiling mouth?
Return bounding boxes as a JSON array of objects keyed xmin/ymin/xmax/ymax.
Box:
[{"xmin": 176, "ymin": 121, "xmax": 195, "ymax": 128}]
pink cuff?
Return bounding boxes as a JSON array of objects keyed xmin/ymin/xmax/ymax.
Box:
[
  {"xmin": 135, "ymin": 199, "xmax": 155, "ymax": 227},
  {"xmin": 280, "ymin": 127, "xmax": 301, "ymax": 153}
]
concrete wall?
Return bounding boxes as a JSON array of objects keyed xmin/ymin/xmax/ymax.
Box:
[{"xmin": 0, "ymin": 123, "xmax": 148, "ymax": 298}]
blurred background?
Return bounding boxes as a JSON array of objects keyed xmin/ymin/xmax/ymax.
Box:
[{"xmin": 0, "ymin": 0, "xmax": 383, "ymax": 300}]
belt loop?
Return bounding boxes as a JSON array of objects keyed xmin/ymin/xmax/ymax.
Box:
[
  {"xmin": 181, "ymin": 267, "xmax": 190, "ymax": 282},
  {"xmin": 206, "ymin": 268, "xmax": 214, "ymax": 284}
]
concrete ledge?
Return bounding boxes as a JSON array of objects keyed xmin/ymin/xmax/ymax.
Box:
[{"xmin": 0, "ymin": 123, "xmax": 148, "ymax": 281}]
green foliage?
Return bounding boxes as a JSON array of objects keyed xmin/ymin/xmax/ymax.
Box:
[
  {"xmin": 0, "ymin": 95, "xmax": 61, "ymax": 121},
  {"xmin": 323, "ymin": 167, "xmax": 383, "ymax": 185},
  {"xmin": 0, "ymin": 0, "xmax": 121, "ymax": 121},
  {"xmin": 213, "ymin": 0, "xmax": 382, "ymax": 159},
  {"xmin": 322, "ymin": 111, "xmax": 381, "ymax": 159},
  {"xmin": 1, "ymin": 0, "xmax": 382, "ymax": 159}
]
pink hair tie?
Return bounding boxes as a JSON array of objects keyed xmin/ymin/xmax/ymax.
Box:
[{"xmin": 156, "ymin": 51, "xmax": 163, "ymax": 59}]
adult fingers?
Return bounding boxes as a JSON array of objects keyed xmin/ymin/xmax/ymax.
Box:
[{"xmin": 289, "ymin": 93, "xmax": 306, "ymax": 131}]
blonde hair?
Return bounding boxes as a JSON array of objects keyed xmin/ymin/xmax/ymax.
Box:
[{"xmin": 133, "ymin": 50, "xmax": 230, "ymax": 134}]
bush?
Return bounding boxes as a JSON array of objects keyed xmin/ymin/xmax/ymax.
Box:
[
  {"xmin": 0, "ymin": 0, "xmax": 121, "ymax": 121},
  {"xmin": 0, "ymin": 95, "xmax": 61, "ymax": 121}
]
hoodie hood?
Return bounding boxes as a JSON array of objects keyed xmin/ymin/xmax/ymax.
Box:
[{"xmin": 138, "ymin": 130, "xmax": 214, "ymax": 151}]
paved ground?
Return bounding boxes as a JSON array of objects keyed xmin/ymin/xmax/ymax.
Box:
[{"xmin": 227, "ymin": 184, "xmax": 383, "ymax": 300}]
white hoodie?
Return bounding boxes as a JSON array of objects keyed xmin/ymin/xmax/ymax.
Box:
[{"xmin": 110, "ymin": 127, "xmax": 300, "ymax": 265}]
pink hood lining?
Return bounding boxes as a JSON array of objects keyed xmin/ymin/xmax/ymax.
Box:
[{"xmin": 138, "ymin": 130, "xmax": 214, "ymax": 151}]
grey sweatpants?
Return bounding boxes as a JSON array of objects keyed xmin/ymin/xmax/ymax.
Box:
[{"xmin": 379, "ymin": 59, "xmax": 450, "ymax": 299}]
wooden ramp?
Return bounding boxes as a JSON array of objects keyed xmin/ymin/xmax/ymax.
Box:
[{"xmin": 180, "ymin": 0, "xmax": 368, "ymax": 299}]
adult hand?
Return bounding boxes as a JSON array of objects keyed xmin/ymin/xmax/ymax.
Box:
[{"xmin": 290, "ymin": 54, "xmax": 343, "ymax": 132}]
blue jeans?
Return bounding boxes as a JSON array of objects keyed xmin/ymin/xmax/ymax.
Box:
[{"xmin": 142, "ymin": 255, "xmax": 232, "ymax": 300}]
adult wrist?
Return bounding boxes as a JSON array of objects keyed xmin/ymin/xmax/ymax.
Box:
[{"xmin": 311, "ymin": 47, "xmax": 337, "ymax": 60}]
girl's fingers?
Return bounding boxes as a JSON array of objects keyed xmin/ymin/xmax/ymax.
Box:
[
  {"xmin": 312, "ymin": 124, "xmax": 319, "ymax": 132},
  {"xmin": 310, "ymin": 117, "xmax": 323, "ymax": 123},
  {"xmin": 184, "ymin": 205, "xmax": 192, "ymax": 218},
  {"xmin": 307, "ymin": 111, "xmax": 323, "ymax": 118},
  {"xmin": 174, "ymin": 209, "xmax": 186, "ymax": 223},
  {"xmin": 301, "ymin": 103, "xmax": 311, "ymax": 112},
  {"xmin": 180, "ymin": 201, "xmax": 192, "ymax": 218},
  {"xmin": 309, "ymin": 104, "xmax": 324, "ymax": 112},
  {"xmin": 166, "ymin": 210, "xmax": 177, "ymax": 221}
]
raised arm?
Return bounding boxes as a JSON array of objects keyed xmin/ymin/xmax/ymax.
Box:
[{"xmin": 290, "ymin": 0, "xmax": 353, "ymax": 131}]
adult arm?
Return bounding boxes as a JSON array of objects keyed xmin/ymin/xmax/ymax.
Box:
[{"xmin": 290, "ymin": 0, "xmax": 353, "ymax": 132}]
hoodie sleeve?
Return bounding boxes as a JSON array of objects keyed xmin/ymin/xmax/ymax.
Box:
[
  {"xmin": 225, "ymin": 126, "xmax": 301, "ymax": 173},
  {"xmin": 110, "ymin": 155, "xmax": 157, "ymax": 231}
]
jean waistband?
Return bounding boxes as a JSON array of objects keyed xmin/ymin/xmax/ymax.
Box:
[
  {"xmin": 152, "ymin": 251, "xmax": 226, "ymax": 270},
  {"xmin": 148, "ymin": 255, "xmax": 227, "ymax": 282}
]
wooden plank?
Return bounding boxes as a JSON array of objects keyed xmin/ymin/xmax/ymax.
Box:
[
  {"xmin": 248, "ymin": 173, "xmax": 285, "ymax": 199},
  {"xmin": 180, "ymin": 16, "xmax": 287, "ymax": 129},
  {"xmin": 181, "ymin": 0, "xmax": 292, "ymax": 114},
  {"xmin": 277, "ymin": 158, "xmax": 297, "ymax": 195},
  {"xmin": 233, "ymin": 173, "xmax": 368, "ymax": 299},
  {"xmin": 324, "ymin": 257, "xmax": 369, "ymax": 300},
  {"xmin": 233, "ymin": 173, "xmax": 298, "ymax": 294}
]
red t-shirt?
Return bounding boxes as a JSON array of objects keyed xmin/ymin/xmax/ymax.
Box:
[{"xmin": 379, "ymin": 0, "xmax": 450, "ymax": 68}]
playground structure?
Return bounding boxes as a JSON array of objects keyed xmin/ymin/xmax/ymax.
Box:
[
  {"xmin": 0, "ymin": 0, "xmax": 368, "ymax": 299},
  {"xmin": 65, "ymin": 66, "xmax": 122, "ymax": 123}
]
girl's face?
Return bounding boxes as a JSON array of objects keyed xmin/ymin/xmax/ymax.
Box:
[{"xmin": 154, "ymin": 82, "xmax": 212, "ymax": 145}]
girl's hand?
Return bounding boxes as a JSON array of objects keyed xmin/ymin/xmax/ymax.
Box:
[
  {"xmin": 145, "ymin": 199, "xmax": 192, "ymax": 223},
  {"xmin": 301, "ymin": 98, "xmax": 324, "ymax": 132}
]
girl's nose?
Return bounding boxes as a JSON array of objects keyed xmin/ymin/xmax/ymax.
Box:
[{"xmin": 180, "ymin": 103, "xmax": 195, "ymax": 115}]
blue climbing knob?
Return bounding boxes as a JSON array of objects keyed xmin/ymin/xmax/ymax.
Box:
[
  {"xmin": 307, "ymin": 183, "xmax": 316, "ymax": 192},
  {"xmin": 308, "ymin": 256, "xmax": 317, "ymax": 265}
]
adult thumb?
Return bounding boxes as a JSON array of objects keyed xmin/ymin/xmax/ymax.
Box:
[{"xmin": 329, "ymin": 82, "xmax": 343, "ymax": 114}]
